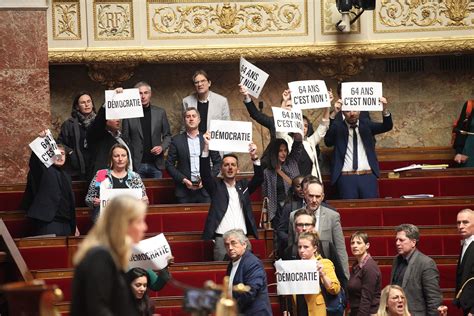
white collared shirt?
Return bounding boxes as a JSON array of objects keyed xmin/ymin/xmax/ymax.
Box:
[
  {"xmin": 216, "ymin": 183, "xmax": 247, "ymax": 235},
  {"xmin": 186, "ymin": 132, "xmax": 201, "ymax": 181},
  {"xmin": 228, "ymin": 257, "xmax": 242, "ymax": 293},
  {"xmin": 461, "ymin": 235, "xmax": 474, "ymax": 261},
  {"xmin": 342, "ymin": 119, "xmax": 371, "ymax": 172}
]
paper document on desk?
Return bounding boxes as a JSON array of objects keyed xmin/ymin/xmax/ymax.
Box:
[
  {"xmin": 393, "ymin": 164, "xmax": 448, "ymax": 172},
  {"xmin": 401, "ymin": 194, "xmax": 434, "ymax": 199}
]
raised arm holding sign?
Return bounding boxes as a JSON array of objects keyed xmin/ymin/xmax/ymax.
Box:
[
  {"xmin": 208, "ymin": 119, "xmax": 253, "ymax": 153},
  {"xmin": 239, "ymin": 57, "xmax": 269, "ymax": 98},
  {"xmin": 341, "ymin": 82, "xmax": 383, "ymax": 112},
  {"xmin": 105, "ymin": 88, "xmax": 144, "ymax": 120},
  {"xmin": 288, "ymin": 80, "xmax": 331, "ymax": 110}
]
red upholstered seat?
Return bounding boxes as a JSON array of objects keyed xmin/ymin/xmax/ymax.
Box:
[{"xmin": 19, "ymin": 247, "xmax": 69, "ymax": 270}]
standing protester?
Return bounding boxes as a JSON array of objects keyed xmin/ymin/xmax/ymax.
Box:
[
  {"xmin": 21, "ymin": 131, "xmax": 78, "ymax": 237},
  {"xmin": 58, "ymin": 92, "xmax": 96, "ymax": 180},
  {"xmin": 122, "ymin": 81, "xmax": 171, "ymax": 179},
  {"xmin": 453, "ymin": 100, "xmax": 474, "ymax": 167}
]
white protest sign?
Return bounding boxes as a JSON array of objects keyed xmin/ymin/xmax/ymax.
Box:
[
  {"xmin": 100, "ymin": 188, "xmax": 142, "ymax": 213},
  {"xmin": 129, "ymin": 234, "xmax": 173, "ymax": 270},
  {"xmin": 341, "ymin": 82, "xmax": 383, "ymax": 111},
  {"xmin": 288, "ymin": 80, "xmax": 331, "ymax": 110},
  {"xmin": 274, "ymin": 259, "xmax": 320, "ymax": 295},
  {"xmin": 105, "ymin": 88, "xmax": 143, "ymax": 119},
  {"xmin": 271, "ymin": 107, "xmax": 304, "ymax": 136},
  {"xmin": 239, "ymin": 57, "xmax": 269, "ymax": 98},
  {"xmin": 28, "ymin": 129, "xmax": 62, "ymax": 168},
  {"xmin": 209, "ymin": 120, "xmax": 252, "ymax": 153}
]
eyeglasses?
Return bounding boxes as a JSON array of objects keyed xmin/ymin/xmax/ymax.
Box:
[
  {"xmin": 295, "ymin": 223, "xmax": 314, "ymax": 228},
  {"xmin": 193, "ymin": 79, "xmax": 208, "ymax": 85}
]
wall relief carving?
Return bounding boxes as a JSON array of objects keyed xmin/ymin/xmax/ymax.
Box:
[
  {"xmin": 93, "ymin": 0, "xmax": 134, "ymax": 40},
  {"xmin": 87, "ymin": 63, "xmax": 138, "ymax": 89},
  {"xmin": 148, "ymin": 0, "xmax": 306, "ymax": 39},
  {"xmin": 376, "ymin": 0, "xmax": 474, "ymax": 32},
  {"xmin": 52, "ymin": 0, "xmax": 81, "ymax": 40}
]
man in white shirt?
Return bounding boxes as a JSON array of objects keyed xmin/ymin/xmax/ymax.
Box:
[
  {"xmin": 200, "ymin": 132, "xmax": 263, "ymax": 261},
  {"xmin": 455, "ymin": 208, "xmax": 474, "ymax": 316}
]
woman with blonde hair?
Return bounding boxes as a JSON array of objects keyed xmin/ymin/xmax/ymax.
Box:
[
  {"xmin": 376, "ymin": 285, "xmax": 410, "ymax": 316},
  {"xmin": 85, "ymin": 143, "xmax": 148, "ymax": 221},
  {"xmin": 71, "ymin": 195, "xmax": 148, "ymax": 316},
  {"xmin": 293, "ymin": 231, "xmax": 341, "ymax": 315}
]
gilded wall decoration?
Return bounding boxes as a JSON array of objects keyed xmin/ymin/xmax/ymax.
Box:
[
  {"xmin": 317, "ymin": 56, "xmax": 367, "ymax": 81},
  {"xmin": 376, "ymin": 0, "xmax": 474, "ymax": 32},
  {"xmin": 52, "ymin": 0, "xmax": 81, "ymax": 40},
  {"xmin": 87, "ymin": 63, "xmax": 138, "ymax": 89},
  {"xmin": 147, "ymin": 0, "xmax": 306, "ymax": 39},
  {"xmin": 321, "ymin": 0, "xmax": 360, "ymax": 34},
  {"xmin": 93, "ymin": 0, "xmax": 134, "ymax": 40}
]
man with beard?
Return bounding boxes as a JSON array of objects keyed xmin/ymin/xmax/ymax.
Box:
[
  {"xmin": 200, "ymin": 132, "xmax": 263, "ymax": 261},
  {"xmin": 324, "ymin": 97, "xmax": 392, "ymax": 199}
]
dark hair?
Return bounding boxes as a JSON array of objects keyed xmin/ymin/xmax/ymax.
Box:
[
  {"xmin": 126, "ymin": 268, "xmax": 154, "ymax": 316},
  {"xmin": 294, "ymin": 209, "xmax": 315, "ymax": 225},
  {"xmin": 222, "ymin": 153, "xmax": 239, "ymax": 166},
  {"xmin": 266, "ymin": 138, "xmax": 288, "ymax": 170},
  {"xmin": 302, "ymin": 115, "xmax": 315, "ymax": 137},
  {"xmin": 192, "ymin": 70, "xmax": 210, "ymax": 83},
  {"xmin": 351, "ymin": 231, "xmax": 369, "ymax": 244},
  {"xmin": 71, "ymin": 91, "xmax": 95, "ymax": 117},
  {"xmin": 396, "ymin": 223, "xmax": 420, "ymax": 243}
]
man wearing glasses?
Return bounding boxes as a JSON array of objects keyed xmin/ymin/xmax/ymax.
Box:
[
  {"xmin": 182, "ymin": 69, "xmax": 230, "ymax": 134},
  {"xmin": 286, "ymin": 179, "xmax": 349, "ymax": 279}
]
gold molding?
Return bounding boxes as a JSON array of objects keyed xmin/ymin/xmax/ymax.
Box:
[
  {"xmin": 48, "ymin": 37, "xmax": 474, "ymax": 64},
  {"xmin": 317, "ymin": 56, "xmax": 368, "ymax": 81}
]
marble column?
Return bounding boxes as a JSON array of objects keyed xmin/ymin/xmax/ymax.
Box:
[{"xmin": 0, "ymin": 1, "xmax": 50, "ymax": 184}]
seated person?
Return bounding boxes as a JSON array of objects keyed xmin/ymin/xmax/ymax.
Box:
[
  {"xmin": 166, "ymin": 107, "xmax": 221, "ymax": 203},
  {"xmin": 21, "ymin": 131, "xmax": 78, "ymax": 236},
  {"xmin": 85, "ymin": 143, "xmax": 148, "ymax": 222},
  {"xmin": 276, "ymin": 175, "xmax": 305, "ymax": 256},
  {"xmin": 126, "ymin": 268, "xmax": 154, "ymax": 316},
  {"xmin": 453, "ymin": 100, "xmax": 474, "ymax": 167}
]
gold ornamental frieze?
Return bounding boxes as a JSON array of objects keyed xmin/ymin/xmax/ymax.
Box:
[
  {"xmin": 52, "ymin": 0, "xmax": 81, "ymax": 40},
  {"xmin": 147, "ymin": 0, "xmax": 307, "ymax": 39},
  {"xmin": 376, "ymin": 0, "xmax": 474, "ymax": 32},
  {"xmin": 93, "ymin": 0, "xmax": 134, "ymax": 40}
]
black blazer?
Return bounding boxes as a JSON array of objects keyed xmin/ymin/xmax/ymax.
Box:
[
  {"xmin": 165, "ymin": 133, "xmax": 221, "ymax": 198},
  {"xmin": 200, "ymin": 156, "xmax": 263, "ymax": 240},
  {"xmin": 86, "ymin": 106, "xmax": 121, "ymax": 179},
  {"xmin": 455, "ymin": 241, "xmax": 474, "ymax": 314},
  {"xmin": 21, "ymin": 153, "xmax": 76, "ymax": 234},
  {"xmin": 122, "ymin": 105, "xmax": 171, "ymax": 170},
  {"xmin": 324, "ymin": 114, "xmax": 393, "ymax": 184}
]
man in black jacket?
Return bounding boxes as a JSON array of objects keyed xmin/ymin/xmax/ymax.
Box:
[
  {"xmin": 166, "ymin": 107, "xmax": 221, "ymax": 203},
  {"xmin": 200, "ymin": 132, "xmax": 263, "ymax": 261},
  {"xmin": 455, "ymin": 209, "xmax": 474, "ymax": 316}
]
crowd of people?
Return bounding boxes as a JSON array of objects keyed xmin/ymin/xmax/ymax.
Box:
[{"xmin": 19, "ymin": 69, "xmax": 474, "ymax": 315}]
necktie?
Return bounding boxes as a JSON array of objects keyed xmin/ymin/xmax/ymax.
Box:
[{"xmin": 351, "ymin": 125, "xmax": 358, "ymax": 170}]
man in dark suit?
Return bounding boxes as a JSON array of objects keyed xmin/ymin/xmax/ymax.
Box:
[
  {"xmin": 122, "ymin": 81, "xmax": 171, "ymax": 178},
  {"xmin": 200, "ymin": 133, "xmax": 263, "ymax": 261},
  {"xmin": 224, "ymin": 229, "xmax": 272, "ymax": 316},
  {"xmin": 324, "ymin": 97, "xmax": 392, "ymax": 199},
  {"xmin": 166, "ymin": 107, "xmax": 221, "ymax": 203},
  {"xmin": 391, "ymin": 224, "xmax": 443, "ymax": 316},
  {"xmin": 455, "ymin": 209, "xmax": 474, "ymax": 316}
]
